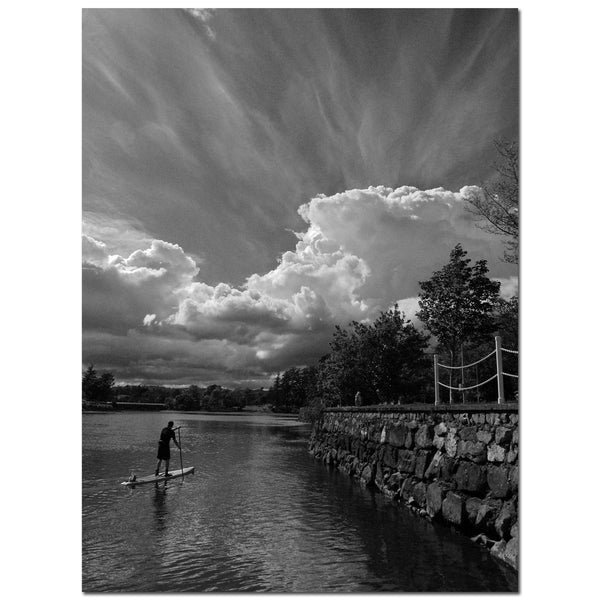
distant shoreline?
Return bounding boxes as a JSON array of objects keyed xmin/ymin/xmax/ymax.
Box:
[{"xmin": 82, "ymin": 403, "xmax": 300, "ymax": 418}]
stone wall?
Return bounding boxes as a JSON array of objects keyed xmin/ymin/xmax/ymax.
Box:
[{"xmin": 308, "ymin": 404, "xmax": 519, "ymax": 570}]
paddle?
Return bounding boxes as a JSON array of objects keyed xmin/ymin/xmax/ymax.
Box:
[{"xmin": 178, "ymin": 426, "xmax": 184, "ymax": 479}]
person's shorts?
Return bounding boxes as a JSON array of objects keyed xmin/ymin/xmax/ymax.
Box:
[{"xmin": 157, "ymin": 442, "xmax": 170, "ymax": 460}]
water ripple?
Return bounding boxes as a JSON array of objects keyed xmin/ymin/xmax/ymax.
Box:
[{"xmin": 83, "ymin": 413, "xmax": 517, "ymax": 592}]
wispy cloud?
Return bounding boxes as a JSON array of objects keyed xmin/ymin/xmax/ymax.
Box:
[{"xmin": 185, "ymin": 8, "xmax": 217, "ymax": 39}]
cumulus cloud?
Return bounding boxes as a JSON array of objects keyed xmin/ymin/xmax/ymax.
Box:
[
  {"xmin": 496, "ymin": 276, "xmax": 519, "ymax": 300},
  {"xmin": 82, "ymin": 238, "xmax": 199, "ymax": 333},
  {"xmin": 82, "ymin": 185, "xmax": 518, "ymax": 385},
  {"xmin": 295, "ymin": 185, "xmax": 512, "ymax": 308}
]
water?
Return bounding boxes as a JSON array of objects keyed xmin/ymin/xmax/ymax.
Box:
[{"xmin": 83, "ymin": 411, "xmax": 518, "ymax": 592}]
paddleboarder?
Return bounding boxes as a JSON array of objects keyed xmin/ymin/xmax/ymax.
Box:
[{"xmin": 155, "ymin": 421, "xmax": 181, "ymax": 477}]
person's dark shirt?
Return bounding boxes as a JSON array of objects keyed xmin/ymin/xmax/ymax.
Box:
[{"xmin": 159, "ymin": 427, "xmax": 176, "ymax": 445}]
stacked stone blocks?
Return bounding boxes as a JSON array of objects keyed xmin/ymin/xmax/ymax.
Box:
[{"xmin": 308, "ymin": 407, "xmax": 519, "ymax": 570}]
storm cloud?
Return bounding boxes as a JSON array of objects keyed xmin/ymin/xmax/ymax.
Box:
[{"xmin": 83, "ymin": 185, "xmax": 517, "ymax": 385}]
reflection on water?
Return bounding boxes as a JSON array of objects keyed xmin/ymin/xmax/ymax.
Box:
[
  {"xmin": 83, "ymin": 412, "xmax": 517, "ymax": 592},
  {"xmin": 152, "ymin": 483, "xmax": 169, "ymax": 533}
]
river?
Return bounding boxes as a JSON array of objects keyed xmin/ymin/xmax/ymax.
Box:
[{"xmin": 82, "ymin": 411, "xmax": 517, "ymax": 592}]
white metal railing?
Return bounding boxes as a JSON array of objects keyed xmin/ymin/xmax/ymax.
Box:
[{"xmin": 433, "ymin": 335, "xmax": 518, "ymax": 405}]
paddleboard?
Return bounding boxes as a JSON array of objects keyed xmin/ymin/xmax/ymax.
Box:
[{"xmin": 121, "ymin": 466, "xmax": 195, "ymax": 486}]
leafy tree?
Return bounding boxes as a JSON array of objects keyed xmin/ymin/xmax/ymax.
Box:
[
  {"xmin": 496, "ymin": 294, "xmax": 519, "ymax": 399},
  {"xmin": 417, "ymin": 244, "xmax": 501, "ymax": 399},
  {"xmin": 99, "ymin": 372, "xmax": 115, "ymax": 397},
  {"xmin": 82, "ymin": 364, "xmax": 98, "ymax": 401},
  {"xmin": 318, "ymin": 326, "xmax": 365, "ymax": 406},
  {"xmin": 466, "ymin": 139, "xmax": 519, "ymax": 264},
  {"xmin": 271, "ymin": 366, "xmax": 318, "ymax": 412},
  {"xmin": 82, "ymin": 364, "xmax": 115, "ymax": 403},
  {"xmin": 497, "ymin": 294, "xmax": 519, "ymax": 351},
  {"xmin": 357, "ymin": 306, "xmax": 430, "ymax": 403},
  {"xmin": 316, "ymin": 306, "xmax": 430, "ymax": 406}
]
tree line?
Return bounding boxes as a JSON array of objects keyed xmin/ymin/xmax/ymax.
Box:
[{"xmin": 82, "ymin": 371, "xmax": 272, "ymax": 412}]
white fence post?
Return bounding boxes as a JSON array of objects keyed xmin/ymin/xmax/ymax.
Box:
[
  {"xmin": 433, "ymin": 354, "xmax": 440, "ymax": 406},
  {"xmin": 495, "ymin": 335, "xmax": 505, "ymax": 404}
]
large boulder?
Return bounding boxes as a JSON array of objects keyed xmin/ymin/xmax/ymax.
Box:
[
  {"xmin": 487, "ymin": 443, "xmax": 506, "ymax": 463},
  {"xmin": 459, "ymin": 426, "xmax": 478, "ymax": 442},
  {"xmin": 360, "ymin": 464, "xmax": 376, "ymax": 487},
  {"xmin": 424, "ymin": 450, "xmax": 444, "ymax": 479},
  {"xmin": 510, "ymin": 522, "xmax": 519, "ymax": 539},
  {"xmin": 415, "ymin": 450, "xmax": 433, "ymax": 479},
  {"xmin": 388, "ymin": 424, "xmax": 408, "ymax": 448},
  {"xmin": 454, "ymin": 462, "xmax": 487, "ymax": 494},
  {"xmin": 445, "ymin": 433, "xmax": 458, "ymax": 457},
  {"xmin": 487, "ymin": 465, "xmax": 510, "ymax": 499},
  {"xmin": 379, "ymin": 426, "xmax": 389, "ymax": 444},
  {"xmin": 509, "ymin": 466, "xmax": 519, "ymax": 494},
  {"xmin": 465, "ymin": 497, "xmax": 482, "ymax": 528},
  {"xmin": 504, "ymin": 537, "xmax": 519, "ymax": 570},
  {"xmin": 382, "ymin": 444, "xmax": 397, "ymax": 468},
  {"xmin": 495, "ymin": 500, "xmax": 517, "ymax": 539},
  {"xmin": 434, "ymin": 422, "xmax": 448, "ymax": 436},
  {"xmin": 415, "ymin": 425, "xmax": 435, "ymax": 449},
  {"xmin": 490, "ymin": 540, "xmax": 507, "ymax": 563},
  {"xmin": 457, "ymin": 440, "xmax": 487, "ymax": 463},
  {"xmin": 412, "ymin": 482, "xmax": 427, "ymax": 507},
  {"xmin": 495, "ymin": 426, "xmax": 513, "ymax": 446},
  {"xmin": 475, "ymin": 498, "xmax": 503, "ymax": 535},
  {"xmin": 442, "ymin": 492, "xmax": 464, "ymax": 526},
  {"xmin": 426, "ymin": 482, "xmax": 445, "ymax": 518},
  {"xmin": 397, "ymin": 449, "xmax": 416, "ymax": 474},
  {"xmin": 476, "ymin": 430, "xmax": 493, "ymax": 445},
  {"xmin": 433, "ymin": 434, "xmax": 445, "ymax": 450},
  {"xmin": 440, "ymin": 455, "xmax": 458, "ymax": 479},
  {"xmin": 490, "ymin": 535, "xmax": 519, "ymax": 570}
]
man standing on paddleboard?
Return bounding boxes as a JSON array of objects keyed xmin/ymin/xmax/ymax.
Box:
[{"xmin": 155, "ymin": 421, "xmax": 181, "ymax": 477}]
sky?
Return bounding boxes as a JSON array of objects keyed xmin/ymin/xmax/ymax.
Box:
[{"xmin": 82, "ymin": 8, "xmax": 519, "ymax": 388}]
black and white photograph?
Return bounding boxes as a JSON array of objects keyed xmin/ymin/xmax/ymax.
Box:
[{"xmin": 81, "ymin": 6, "xmax": 522, "ymax": 593}]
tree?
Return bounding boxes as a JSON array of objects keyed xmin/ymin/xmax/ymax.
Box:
[
  {"xmin": 316, "ymin": 306, "xmax": 430, "ymax": 406},
  {"xmin": 466, "ymin": 139, "xmax": 519, "ymax": 264},
  {"xmin": 352, "ymin": 306, "xmax": 430, "ymax": 403},
  {"xmin": 319, "ymin": 325, "xmax": 364, "ymax": 406},
  {"xmin": 497, "ymin": 294, "xmax": 519, "ymax": 351},
  {"xmin": 82, "ymin": 364, "xmax": 98, "ymax": 402},
  {"xmin": 82, "ymin": 364, "xmax": 115, "ymax": 403},
  {"xmin": 272, "ymin": 366, "xmax": 318, "ymax": 412},
  {"xmin": 417, "ymin": 244, "xmax": 501, "ymax": 394}
]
